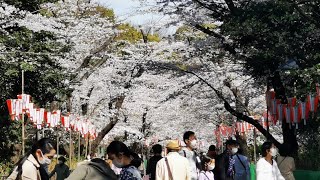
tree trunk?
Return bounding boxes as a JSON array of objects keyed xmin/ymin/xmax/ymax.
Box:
[
  {"xmin": 90, "ymin": 96, "xmax": 125, "ymax": 153},
  {"xmin": 90, "ymin": 117, "xmax": 119, "ymax": 153},
  {"xmin": 271, "ymin": 72, "xmax": 298, "ymax": 152},
  {"xmin": 224, "ymin": 80, "xmax": 249, "ymax": 155},
  {"xmin": 235, "ymin": 132, "xmax": 249, "ymax": 157}
]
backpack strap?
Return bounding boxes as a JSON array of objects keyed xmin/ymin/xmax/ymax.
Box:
[
  {"xmin": 201, "ymin": 171, "xmax": 210, "ymax": 180},
  {"xmin": 183, "ymin": 150, "xmax": 186, "ymax": 157},
  {"xmin": 236, "ymin": 154, "xmax": 247, "ymax": 173},
  {"xmin": 165, "ymin": 157, "xmax": 174, "ymax": 180},
  {"xmin": 277, "ymin": 156, "xmax": 287, "ymax": 168}
]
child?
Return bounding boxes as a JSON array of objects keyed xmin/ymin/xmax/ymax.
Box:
[{"xmin": 199, "ymin": 155, "xmax": 215, "ymax": 180}]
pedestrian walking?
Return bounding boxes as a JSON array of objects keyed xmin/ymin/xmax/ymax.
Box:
[
  {"xmin": 146, "ymin": 144, "xmax": 163, "ymax": 180},
  {"xmin": 214, "ymin": 139, "xmax": 239, "ymax": 180},
  {"xmin": 66, "ymin": 158, "xmax": 117, "ymax": 180},
  {"xmin": 49, "ymin": 156, "xmax": 70, "ymax": 180},
  {"xmin": 233, "ymin": 148, "xmax": 250, "ymax": 180},
  {"xmin": 276, "ymin": 144, "xmax": 295, "ymax": 180},
  {"xmin": 198, "ymin": 155, "xmax": 215, "ymax": 180},
  {"xmin": 7, "ymin": 138, "xmax": 56, "ymax": 180},
  {"xmin": 207, "ymin": 145, "xmax": 217, "ymax": 160},
  {"xmin": 155, "ymin": 140, "xmax": 191, "ymax": 180},
  {"xmin": 179, "ymin": 131, "xmax": 201, "ymax": 180},
  {"xmin": 256, "ymin": 141, "xmax": 284, "ymax": 180},
  {"xmin": 107, "ymin": 141, "xmax": 142, "ymax": 180}
]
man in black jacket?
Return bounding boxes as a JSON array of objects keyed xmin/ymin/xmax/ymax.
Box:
[
  {"xmin": 49, "ymin": 156, "xmax": 70, "ymax": 180},
  {"xmin": 214, "ymin": 139, "xmax": 239, "ymax": 180},
  {"xmin": 146, "ymin": 144, "xmax": 163, "ymax": 180}
]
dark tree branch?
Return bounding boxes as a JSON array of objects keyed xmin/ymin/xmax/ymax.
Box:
[
  {"xmin": 182, "ymin": 69, "xmax": 281, "ymax": 147},
  {"xmin": 193, "ymin": 0, "xmax": 216, "ymax": 12},
  {"xmin": 90, "ymin": 96, "xmax": 125, "ymax": 153},
  {"xmin": 225, "ymin": 0, "xmax": 237, "ymax": 14},
  {"xmin": 75, "ymin": 36, "xmax": 115, "ymax": 75},
  {"xmin": 224, "ymin": 80, "xmax": 251, "ymax": 115},
  {"xmin": 193, "ymin": 24, "xmax": 237, "ymax": 55},
  {"xmin": 290, "ymin": 0, "xmax": 320, "ymax": 28},
  {"xmin": 160, "ymin": 80, "xmax": 201, "ymax": 103}
]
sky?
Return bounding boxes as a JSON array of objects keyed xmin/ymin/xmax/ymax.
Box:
[
  {"xmin": 96, "ymin": 0, "xmax": 177, "ymax": 35},
  {"xmin": 96, "ymin": 0, "xmax": 165, "ymax": 26}
]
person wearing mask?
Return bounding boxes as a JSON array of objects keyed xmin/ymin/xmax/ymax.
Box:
[
  {"xmin": 199, "ymin": 155, "xmax": 215, "ymax": 180},
  {"xmin": 7, "ymin": 138, "xmax": 56, "ymax": 180},
  {"xmin": 233, "ymin": 148, "xmax": 250, "ymax": 180},
  {"xmin": 49, "ymin": 156, "xmax": 70, "ymax": 180},
  {"xmin": 155, "ymin": 140, "xmax": 190, "ymax": 180},
  {"xmin": 106, "ymin": 155, "xmax": 122, "ymax": 178},
  {"xmin": 107, "ymin": 141, "xmax": 142, "ymax": 180},
  {"xmin": 66, "ymin": 158, "xmax": 117, "ymax": 180},
  {"xmin": 179, "ymin": 131, "xmax": 201, "ymax": 180},
  {"xmin": 276, "ymin": 144, "xmax": 295, "ymax": 180},
  {"xmin": 256, "ymin": 141, "xmax": 284, "ymax": 180},
  {"xmin": 207, "ymin": 145, "xmax": 217, "ymax": 160},
  {"xmin": 214, "ymin": 139, "xmax": 239, "ymax": 180},
  {"xmin": 146, "ymin": 144, "xmax": 163, "ymax": 180}
]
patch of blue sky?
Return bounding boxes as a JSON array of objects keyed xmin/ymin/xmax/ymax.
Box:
[{"xmin": 94, "ymin": 0, "xmax": 177, "ymax": 35}]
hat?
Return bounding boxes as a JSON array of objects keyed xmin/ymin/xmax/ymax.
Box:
[{"xmin": 166, "ymin": 140, "xmax": 180, "ymax": 150}]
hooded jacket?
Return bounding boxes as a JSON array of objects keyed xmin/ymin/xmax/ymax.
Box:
[{"xmin": 65, "ymin": 160, "xmax": 117, "ymax": 180}]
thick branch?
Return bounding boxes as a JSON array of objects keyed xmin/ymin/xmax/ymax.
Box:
[
  {"xmin": 75, "ymin": 36, "xmax": 115, "ymax": 74},
  {"xmin": 193, "ymin": 0, "xmax": 216, "ymax": 12},
  {"xmin": 224, "ymin": 101, "xmax": 281, "ymax": 147},
  {"xmin": 225, "ymin": 0, "xmax": 237, "ymax": 14},
  {"xmin": 224, "ymin": 80, "xmax": 251, "ymax": 115},
  {"xmin": 183, "ymin": 70, "xmax": 281, "ymax": 147},
  {"xmin": 160, "ymin": 80, "xmax": 201, "ymax": 103},
  {"xmin": 290, "ymin": 0, "xmax": 320, "ymax": 28},
  {"xmin": 90, "ymin": 96, "xmax": 125, "ymax": 153},
  {"xmin": 193, "ymin": 24, "xmax": 237, "ymax": 55},
  {"xmin": 90, "ymin": 116, "xmax": 119, "ymax": 153}
]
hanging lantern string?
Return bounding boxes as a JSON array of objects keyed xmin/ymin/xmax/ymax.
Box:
[{"xmin": 6, "ymin": 94, "xmax": 97, "ymax": 139}]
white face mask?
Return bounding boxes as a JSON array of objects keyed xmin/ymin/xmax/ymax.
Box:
[
  {"xmin": 208, "ymin": 164, "xmax": 215, "ymax": 171},
  {"xmin": 231, "ymin": 147, "xmax": 238, "ymax": 155},
  {"xmin": 39, "ymin": 151, "xmax": 52, "ymax": 166},
  {"xmin": 190, "ymin": 140, "xmax": 197, "ymax": 149},
  {"xmin": 270, "ymin": 148, "xmax": 278, "ymax": 157},
  {"xmin": 112, "ymin": 158, "xmax": 124, "ymax": 168}
]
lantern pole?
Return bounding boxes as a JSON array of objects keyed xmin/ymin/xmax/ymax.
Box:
[{"xmin": 22, "ymin": 70, "xmax": 25, "ymax": 156}]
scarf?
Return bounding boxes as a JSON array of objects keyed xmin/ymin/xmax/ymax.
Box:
[{"xmin": 227, "ymin": 150, "xmax": 235, "ymax": 177}]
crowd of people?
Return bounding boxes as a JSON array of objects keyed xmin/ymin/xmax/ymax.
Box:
[{"xmin": 7, "ymin": 131, "xmax": 296, "ymax": 180}]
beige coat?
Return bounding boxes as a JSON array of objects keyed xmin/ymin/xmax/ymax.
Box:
[
  {"xmin": 276, "ymin": 156, "xmax": 296, "ymax": 180},
  {"xmin": 7, "ymin": 154, "xmax": 41, "ymax": 180},
  {"xmin": 155, "ymin": 152, "xmax": 191, "ymax": 180}
]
